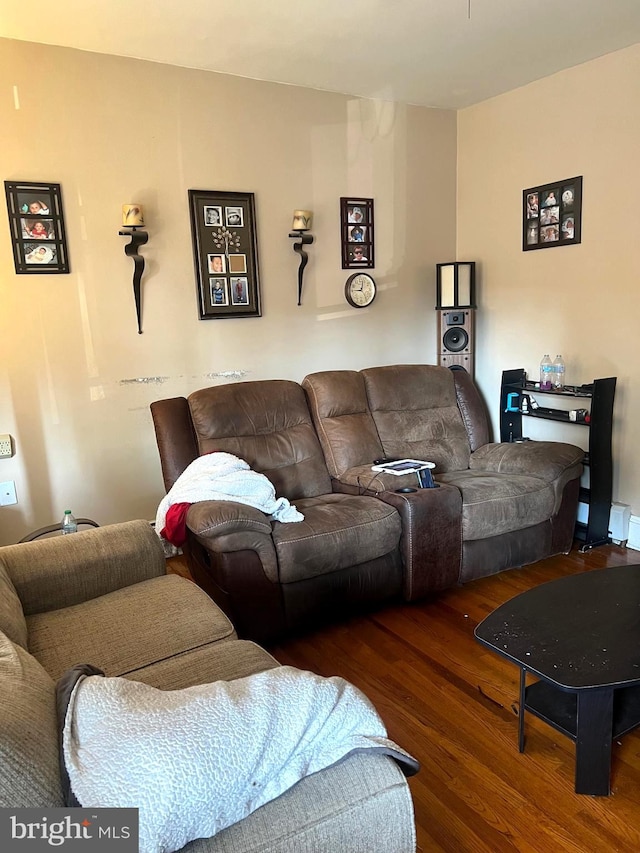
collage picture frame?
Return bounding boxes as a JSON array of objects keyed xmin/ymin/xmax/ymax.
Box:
[
  {"xmin": 4, "ymin": 180, "xmax": 70, "ymax": 274},
  {"xmin": 340, "ymin": 197, "xmax": 374, "ymax": 269},
  {"xmin": 523, "ymin": 176, "xmax": 582, "ymax": 251},
  {"xmin": 188, "ymin": 189, "xmax": 261, "ymax": 319}
]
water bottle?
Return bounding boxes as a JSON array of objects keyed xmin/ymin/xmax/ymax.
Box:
[
  {"xmin": 553, "ymin": 355, "xmax": 565, "ymax": 389},
  {"xmin": 539, "ymin": 354, "xmax": 553, "ymax": 390},
  {"xmin": 61, "ymin": 510, "xmax": 78, "ymax": 534}
]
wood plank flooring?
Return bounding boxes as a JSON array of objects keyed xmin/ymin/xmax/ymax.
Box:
[{"xmin": 171, "ymin": 545, "xmax": 640, "ymax": 851}]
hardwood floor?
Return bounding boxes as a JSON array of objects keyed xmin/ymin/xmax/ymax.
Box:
[
  {"xmin": 270, "ymin": 546, "xmax": 640, "ymax": 853},
  {"xmin": 171, "ymin": 545, "xmax": 640, "ymax": 851}
]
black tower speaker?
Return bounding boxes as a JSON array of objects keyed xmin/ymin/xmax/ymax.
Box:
[{"xmin": 435, "ymin": 261, "xmax": 477, "ymax": 376}]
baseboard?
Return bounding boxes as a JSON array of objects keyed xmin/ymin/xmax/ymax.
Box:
[{"xmin": 628, "ymin": 515, "xmax": 640, "ymax": 552}]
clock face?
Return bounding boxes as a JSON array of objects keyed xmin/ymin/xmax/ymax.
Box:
[{"xmin": 345, "ymin": 273, "xmax": 376, "ymax": 308}]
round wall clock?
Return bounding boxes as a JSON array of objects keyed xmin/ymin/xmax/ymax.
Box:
[{"xmin": 345, "ymin": 273, "xmax": 377, "ymax": 308}]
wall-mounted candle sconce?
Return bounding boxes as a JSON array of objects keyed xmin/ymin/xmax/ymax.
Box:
[
  {"xmin": 119, "ymin": 203, "xmax": 148, "ymax": 334},
  {"xmin": 289, "ymin": 209, "xmax": 313, "ymax": 305}
]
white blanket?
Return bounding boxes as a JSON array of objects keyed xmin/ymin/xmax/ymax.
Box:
[
  {"xmin": 63, "ymin": 666, "xmax": 418, "ymax": 853},
  {"xmin": 155, "ymin": 452, "xmax": 303, "ymax": 535}
]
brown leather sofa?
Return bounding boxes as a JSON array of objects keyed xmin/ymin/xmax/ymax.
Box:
[
  {"xmin": 151, "ymin": 366, "xmax": 583, "ymax": 642},
  {"xmin": 151, "ymin": 380, "xmax": 403, "ymax": 643},
  {"xmin": 302, "ymin": 364, "xmax": 583, "ymax": 587}
]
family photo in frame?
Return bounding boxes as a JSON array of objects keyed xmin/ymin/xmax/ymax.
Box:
[
  {"xmin": 4, "ymin": 180, "xmax": 70, "ymax": 274},
  {"xmin": 523, "ymin": 176, "xmax": 582, "ymax": 251},
  {"xmin": 188, "ymin": 189, "xmax": 261, "ymax": 319},
  {"xmin": 340, "ymin": 197, "xmax": 375, "ymax": 269}
]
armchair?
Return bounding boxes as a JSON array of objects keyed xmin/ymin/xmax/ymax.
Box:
[{"xmin": 151, "ymin": 380, "xmax": 403, "ymax": 643}]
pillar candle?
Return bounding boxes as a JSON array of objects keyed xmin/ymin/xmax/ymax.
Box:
[
  {"xmin": 291, "ymin": 210, "xmax": 312, "ymax": 231},
  {"xmin": 122, "ymin": 204, "xmax": 145, "ymax": 227}
]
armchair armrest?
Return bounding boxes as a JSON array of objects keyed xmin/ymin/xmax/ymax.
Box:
[
  {"xmin": 1, "ymin": 520, "xmax": 166, "ymax": 616},
  {"xmin": 469, "ymin": 441, "xmax": 584, "ymax": 483}
]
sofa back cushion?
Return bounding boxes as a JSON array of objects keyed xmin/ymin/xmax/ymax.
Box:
[
  {"xmin": 188, "ymin": 380, "xmax": 332, "ymax": 500},
  {"xmin": 302, "ymin": 371, "xmax": 384, "ymax": 477},
  {"xmin": 362, "ymin": 365, "xmax": 472, "ymax": 473},
  {"xmin": 0, "ymin": 559, "xmax": 27, "ymax": 649},
  {"xmin": 0, "ymin": 632, "xmax": 64, "ymax": 806}
]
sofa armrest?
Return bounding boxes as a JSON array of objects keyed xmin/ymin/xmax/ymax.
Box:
[
  {"xmin": 376, "ymin": 485, "xmax": 462, "ymax": 600},
  {"xmin": 331, "ymin": 473, "xmax": 462, "ymax": 600},
  {"xmin": 1, "ymin": 520, "xmax": 166, "ymax": 616},
  {"xmin": 469, "ymin": 441, "xmax": 584, "ymax": 483},
  {"xmin": 187, "ymin": 501, "xmax": 279, "ymax": 583},
  {"xmin": 329, "ymin": 464, "xmax": 424, "ymax": 494}
]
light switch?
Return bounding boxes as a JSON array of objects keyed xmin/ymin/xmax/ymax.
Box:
[{"xmin": 0, "ymin": 481, "xmax": 17, "ymax": 506}]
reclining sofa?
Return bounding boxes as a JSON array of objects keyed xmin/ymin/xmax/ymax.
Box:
[
  {"xmin": 0, "ymin": 521, "xmax": 416, "ymax": 852},
  {"xmin": 151, "ymin": 364, "xmax": 583, "ymax": 643}
]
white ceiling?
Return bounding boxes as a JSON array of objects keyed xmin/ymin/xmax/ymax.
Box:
[{"xmin": 2, "ymin": 0, "xmax": 640, "ymax": 109}]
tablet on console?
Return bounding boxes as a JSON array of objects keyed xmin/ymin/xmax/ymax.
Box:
[{"xmin": 371, "ymin": 459, "xmax": 436, "ymax": 475}]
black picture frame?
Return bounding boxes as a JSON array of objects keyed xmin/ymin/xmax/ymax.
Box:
[
  {"xmin": 188, "ymin": 189, "xmax": 261, "ymax": 319},
  {"xmin": 523, "ymin": 176, "xmax": 582, "ymax": 251},
  {"xmin": 340, "ymin": 197, "xmax": 374, "ymax": 269},
  {"xmin": 4, "ymin": 181, "xmax": 70, "ymax": 274}
]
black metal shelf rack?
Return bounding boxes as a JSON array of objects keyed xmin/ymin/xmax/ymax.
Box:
[{"xmin": 499, "ymin": 368, "xmax": 617, "ymax": 552}]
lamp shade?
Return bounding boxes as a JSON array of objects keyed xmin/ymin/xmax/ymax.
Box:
[
  {"xmin": 436, "ymin": 261, "xmax": 476, "ymax": 309},
  {"xmin": 291, "ymin": 210, "xmax": 312, "ymax": 231},
  {"xmin": 122, "ymin": 204, "xmax": 144, "ymax": 227}
]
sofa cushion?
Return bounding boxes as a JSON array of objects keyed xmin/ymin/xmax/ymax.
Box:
[
  {"xmin": 272, "ymin": 494, "xmax": 401, "ymax": 583},
  {"xmin": 0, "ymin": 631, "xmax": 64, "ymax": 807},
  {"xmin": 0, "ymin": 558, "xmax": 28, "ymax": 649},
  {"xmin": 302, "ymin": 370, "xmax": 384, "ymax": 477},
  {"xmin": 187, "ymin": 380, "xmax": 332, "ymax": 500},
  {"xmin": 438, "ymin": 470, "xmax": 555, "ymax": 540},
  {"xmin": 27, "ymin": 574, "xmax": 236, "ymax": 680},
  {"xmin": 362, "ymin": 365, "xmax": 472, "ymax": 473}
]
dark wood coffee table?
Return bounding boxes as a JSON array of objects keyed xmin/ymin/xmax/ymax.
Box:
[{"xmin": 475, "ymin": 565, "xmax": 640, "ymax": 795}]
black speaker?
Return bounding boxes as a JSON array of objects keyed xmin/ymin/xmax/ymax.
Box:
[{"xmin": 437, "ymin": 309, "xmax": 475, "ymax": 375}]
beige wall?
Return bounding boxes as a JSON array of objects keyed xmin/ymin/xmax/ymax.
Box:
[
  {"xmin": 458, "ymin": 44, "xmax": 640, "ymax": 517},
  {"xmin": 0, "ymin": 39, "xmax": 456, "ymax": 544}
]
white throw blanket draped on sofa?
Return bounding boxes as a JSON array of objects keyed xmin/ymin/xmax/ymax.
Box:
[
  {"xmin": 155, "ymin": 451, "xmax": 304, "ymax": 535},
  {"xmin": 63, "ymin": 666, "xmax": 418, "ymax": 853}
]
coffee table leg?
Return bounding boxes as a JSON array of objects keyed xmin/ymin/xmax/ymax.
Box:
[
  {"xmin": 518, "ymin": 667, "xmax": 526, "ymax": 752},
  {"xmin": 575, "ymin": 687, "xmax": 614, "ymax": 796}
]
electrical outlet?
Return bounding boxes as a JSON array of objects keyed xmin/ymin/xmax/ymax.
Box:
[
  {"xmin": 0, "ymin": 481, "xmax": 17, "ymax": 506},
  {"xmin": 0, "ymin": 434, "xmax": 12, "ymax": 458}
]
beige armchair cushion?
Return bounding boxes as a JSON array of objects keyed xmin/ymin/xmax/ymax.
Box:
[{"xmin": 27, "ymin": 575, "xmax": 236, "ymax": 680}]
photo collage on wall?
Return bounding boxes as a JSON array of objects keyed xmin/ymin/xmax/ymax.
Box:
[
  {"xmin": 4, "ymin": 181, "xmax": 70, "ymax": 274},
  {"xmin": 523, "ymin": 176, "xmax": 582, "ymax": 251},
  {"xmin": 188, "ymin": 190, "xmax": 261, "ymax": 319},
  {"xmin": 204, "ymin": 205, "xmax": 250, "ymax": 308},
  {"xmin": 340, "ymin": 197, "xmax": 375, "ymax": 269}
]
